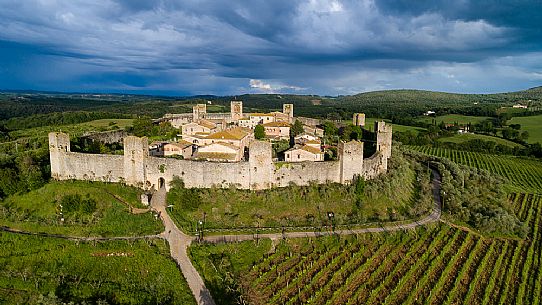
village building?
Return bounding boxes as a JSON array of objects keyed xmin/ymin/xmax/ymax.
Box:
[
  {"xmin": 163, "ymin": 141, "xmax": 193, "ymax": 159},
  {"xmin": 284, "ymin": 145, "xmax": 324, "ymax": 162},
  {"xmin": 149, "ymin": 141, "xmax": 169, "ymax": 156},
  {"xmin": 181, "ymin": 119, "xmax": 219, "ymax": 136},
  {"xmin": 263, "ymin": 121, "xmax": 290, "ymax": 140},
  {"xmin": 195, "ymin": 142, "xmax": 243, "ymax": 162},
  {"xmin": 295, "ymin": 133, "xmax": 319, "ymax": 144},
  {"xmin": 302, "ymin": 125, "xmax": 324, "ymax": 137}
]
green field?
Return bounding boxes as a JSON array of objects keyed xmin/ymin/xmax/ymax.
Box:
[
  {"xmin": 0, "ymin": 233, "xmax": 196, "ymax": 304},
  {"xmin": 509, "ymin": 115, "xmax": 542, "ymax": 144},
  {"xmin": 167, "ymin": 151, "xmax": 433, "ymax": 233},
  {"xmin": 79, "ymin": 118, "xmax": 134, "ymax": 129},
  {"xmin": 0, "ymin": 181, "xmax": 163, "ymax": 237},
  {"xmin": 417, "ymin": 114, "xmax": 490, "ymax": 125},
  {"xmin": 408, "ymin": 146, "xmax": 542, "ymax": 192},
  {"xmin": 342, "ymin": 118, "xmax": 426, "ymax": 134},
  {"xmin": 437, "ymin": 133, "xmax": 524, "ymax": 148}
]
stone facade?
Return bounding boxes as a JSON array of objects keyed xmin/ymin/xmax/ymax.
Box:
[{"xmin": 48, "ymin": 121, "xmax": 392, "ymax": 191}]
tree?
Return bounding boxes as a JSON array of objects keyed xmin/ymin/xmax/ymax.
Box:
[
  {"xmin": 254, "ymin": 124, "xmax": 266, "ymax": 139},
  {"xmin": 322, "ymin": 121, "xmax": 338, "ymax": 137},
  {"xmin": 290, "ymin": 119, "xmax": 304, "ymax": 137}
]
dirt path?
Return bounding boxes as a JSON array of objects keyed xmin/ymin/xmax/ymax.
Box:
[{"xmin": 151, "ymin": 188, "xmax": 216, "ymax": 305}]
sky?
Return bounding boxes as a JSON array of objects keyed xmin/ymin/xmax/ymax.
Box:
[{"xmin": 0, "ymin": 0, "xmax": 541, "ymax": 96}]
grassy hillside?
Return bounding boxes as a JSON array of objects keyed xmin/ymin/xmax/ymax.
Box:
[
  {"xmin": 509, "ymin": 114, "xmax": 542, "ymax": 144},
  {"xmin": 0, "ymin": 234, "xmax": 196, "ymax": 304},
  {"xmin": 0, "ymin": 181, "xmax": 163, "ymax": 237}
]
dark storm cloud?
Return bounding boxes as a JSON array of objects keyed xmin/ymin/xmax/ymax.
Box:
[{"xmin": 0, "ymin": 0, "xmax": 540, "ymax": 95}]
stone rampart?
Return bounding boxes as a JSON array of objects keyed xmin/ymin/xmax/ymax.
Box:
[
  {"xmin": 81, "ymin": 130, "xmax": 128, "ymax": 144},
  {"xmin": 48, "ymin": 121, "xmax": 391, "ymax": 190}
]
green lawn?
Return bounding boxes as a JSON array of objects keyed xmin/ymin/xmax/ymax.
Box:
[
  {"xmin": 342, "ymin": 118, "xmax": 426, "ymax": 134},
  {"xmin": 437, "ymin": 133, "xmax": 524, "ymax": 148},
  {"xmin": 0, "ymin": 233, "xmax": 196, "ymax": 304},
  {"xmin": 0, "ymin": 181, "xmax": 163, "ymax": 237},
  {"xmin": 509, "ymin": 115, "xmax": 542, "ymax": 144},
  {"xmin": 79, "ymin": 118, "xmax": 134, "ymax": 129},
  {"xmin": 168, "ymin": 150, "xmax": 434, "ymax": 233},
  {"xmin": 417, "ymin": 114, "xmax": 490, "ymax": 125}
]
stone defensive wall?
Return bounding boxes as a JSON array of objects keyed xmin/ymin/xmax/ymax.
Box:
[{"xmin": 48, "ymin": 122, "xmax": 391, "ymax": 191}]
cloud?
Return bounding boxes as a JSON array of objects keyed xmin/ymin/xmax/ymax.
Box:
[
  {"xmin": 0, "ymin": 0, "xmax": 540, "ymax": 95},
  {"xmin": 249, "ymin": 79, "xmax": 305, "ymax": 93}
]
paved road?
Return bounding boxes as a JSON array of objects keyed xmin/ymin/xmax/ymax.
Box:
[
  {"xmin": 151, "ymin": 188, "xmax": 216, "ymax": 305},
  {"xmin": 202, "ymin": 168, "xmax": 442, "ymax": 243}
]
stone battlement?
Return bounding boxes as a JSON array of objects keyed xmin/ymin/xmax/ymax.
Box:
[{"xmin": 48, "ymin": 122, "xmax": 391, "ymax": 191}]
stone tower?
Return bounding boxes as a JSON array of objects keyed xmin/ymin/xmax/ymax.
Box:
[
  {"xmin": 375, "ymin": 121, "xmax": 392, "ymax": 159},
  {"xmin": 123, "ymin": 136, "xmax": 148, "ymax": 188},
  {"xmin": 249, "ymin": 140, "xmax": 273, "ymax": 190},
  {"xmin": 48, "ymin": 132, "xmax": 70, "ymax": 179},
  {"xmin": 352, "ymin": 113, "xmax": 366, "ymax": 127},
  {"xmin": 192, "ymin": 104, "xmax": 207, "ymax": 121},
  {"xmin": 283, "ymin": 104, "xmax": 294, "ymax": 123},
  {"xmin": 338, "ymin": 140, "xmax": 364, "ymax": 184},
  {"xmin": 231, "ymin": 101, "xmax": 243, "ymax": 121}
]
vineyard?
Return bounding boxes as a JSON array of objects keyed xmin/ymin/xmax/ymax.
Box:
[
  {"xmin": 208, "ymin": 193, "xmax": 540, "ymax": 305},
  {"xmin": 407, "ymin": 146, "xmax": 542, "ymax": 191}
]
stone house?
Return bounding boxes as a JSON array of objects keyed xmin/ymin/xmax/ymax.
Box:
[
  {"xmin": 195, "ymin": 142, "xmax": 242, "ymax": 162},
  {"xmin": 284, "ymin": 145, "xmax": 324, "ymax": 162},
  {"xmin": 181, "ymin": 119, "xmax": 217, "ymax": 136},
  {"xmin": 263, "ymin": 121, "xmax": 291, "ymax": 140},
  {"xmin": 203, "ymin": 127, "xmax": 253, "ymax": 151},
  {"xmin": 295, "ymin": 133, "xmax": 319, "ymax": 144},
  {"xmin": 163, "ymin": 141, "xmax": 193, "ymax": 159},
  {"xmin": 149, "ymin": 141, "xmax": 169, "ymax": 156}
]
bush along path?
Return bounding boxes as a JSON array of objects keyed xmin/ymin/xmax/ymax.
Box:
[{"xmin": 201, "ymin": 168, "xmax": 442, "ymax": 244}]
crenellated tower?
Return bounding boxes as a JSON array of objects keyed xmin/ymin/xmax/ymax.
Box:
[
  {"xmin": 375, "ymin": 121, "xmax": 392, "ymax": 159},
  {"xmin": 283, "ymin": 104, "xmax": 294, "ymax": 123},
  {"xmin": 192, "ymin": 104, "xmax": 207, "ymax": 121},
  {"xmin": 123, "ymin": 136, "xmax": 148, "ymax": 187},
  {"xmin": 249, "ymin": 140, "xmax": 273, "ymax": 189},
  {"xmin": 48, "ymin": 132, "xmax": 71, "ymax": 179},
  {"xmin": 231, "ymin": 101, "xmax": 243, "ymax": 121},
  {"xmin": 338, "ymin": 140, "xmax": 364, "ymax": 184},
  {"xmin": 352, "ymin": 113, "xmax": 366, "ymax": 127}
]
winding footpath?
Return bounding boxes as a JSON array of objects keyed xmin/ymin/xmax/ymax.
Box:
[{"xmin": 151, "ymin": 187, "xmax": 216, "ymax": 305}]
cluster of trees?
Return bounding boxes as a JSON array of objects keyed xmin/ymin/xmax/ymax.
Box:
[
  {"xmin": 0, "ymin": 149, "xmax": 49, "ymax": 200},
  {"xmin": 129, "ymin": 117, "xmax": 177, "ymax": 138},
  {"xmin": 1, "ymin": 111, "xmax": 130, "ymax": 131},
  {"xmin": 411, "ymin": 152, "xmax": 526, "ymax": 237}
]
